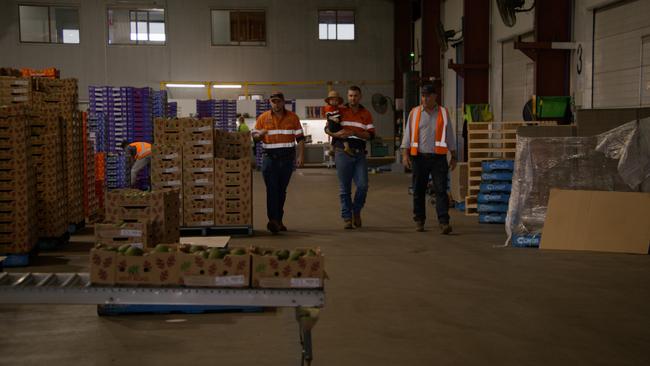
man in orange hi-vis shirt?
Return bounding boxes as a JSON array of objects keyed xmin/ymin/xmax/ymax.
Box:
[
  {"xmin": 252, "ymin": 91, "xmax": 305, "ymax": 234},
  {"xmin": 402, "ymin": 83, "xmax": 457, "ymax": 234},
  {"xmin": 122, "ymin": 141, "xmax": 152, "ymax": 188}
]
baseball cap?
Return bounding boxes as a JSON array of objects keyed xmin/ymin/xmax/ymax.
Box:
[
  {"xmin": 420, "ymin": 84, "xmax": 437, "ymax": 95},
  {"xmin": 269, "ymin": 91, "xmax": 285, "ymax": 102}
]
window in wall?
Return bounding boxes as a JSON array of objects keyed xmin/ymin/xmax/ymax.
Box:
[
  {"xmin": 107, "ymin": 8, "xmax": 165, "ymax": 45},
  {"xmin": 318, "ymin": 10, "xmax": 355, "ymax": 40},
  {"xmin": 211, "ymin": 10, "xmax": 266, "ymax": 46},
  {"xmin": 19, "ymin": 5, "xmax": 80, "ymax": 44}
]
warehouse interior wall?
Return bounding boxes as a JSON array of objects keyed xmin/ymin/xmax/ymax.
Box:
[{"xmin": 0, "ymin": 0, "xmax": 394, "ymax": 137}]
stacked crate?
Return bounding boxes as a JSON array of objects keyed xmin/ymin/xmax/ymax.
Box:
[
  {"xmin": 0, "ymin": 76, "xmax": 31, "ymax": 105},
  {"xmin": 95, "ymin": 152, "xmax": 106, "ymax": 215},
  {"xmin": 27, "ymin": 104, "xmax": 67, "ymax": 238},
  {"xmin": 129, "ymin": 87, "xmax": 153, "ymax": 190},
  {"xmin": 214, "ymin": 100, "xmax": 237, "ymax": 131},
  {"xmin": 214, "ymin": 130, "xmax": 253, "ymax": 226},
  {"xmin": 106, "ymin": 87, "xmax": 130, "ymax": 153},
  {"xmin": 152, "ymin": 118, "xmax": 183, "ymax": 217},
  {"xmin": 153, "ymin": 90, "xmax": 168, "ymax": 118},
  {"xmin": 182, "ymin": 118, "xmax": 215, "ymax": 227},
  {"xmin": 254, "ymin": 100, "xmax": 270, "ymax": 168},
  {"xmin": 196, "ymin": 99, "xmax": 216, "ymax": 119},
  {"xmin": 167, "ymin": 102, "xmax": 177, "ymax": 118},
  {"xmin": 104, "ymin": 189, "xmax": 180, "ymax": 246},
  {"xmin": 105, "ymin": 153, "xmax": 129, "ymax": 189},
  {"xmin": 477, "ymin": 160, "xmax": 514, "ymax": 224},
  {"xmin": 0, "ymin": 105, "xmax": 37, "ymax": 254},
  {"xmin": 35, "ymin": 78, "xmax": 85, "ymax": 226}
]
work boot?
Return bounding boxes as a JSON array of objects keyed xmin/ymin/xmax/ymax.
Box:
[
  {"xmin": 279, "ymin": 222, "xmax": 287, "ymax": 231},
  {"xmin": 353, "ymin": 213, "xmax": 362, "ymax": 228},
  {"xmin": 415, "ymin": 220, "xmax": 425, "ymax": 232},
  {"xmin": 440, "ymin": 223, "xmax": 452, "ymax": 235},
  {"xmin": 343, "ymin": 219, "xmax": 355, "ymax": 230},
  {"xmin": 267, "ymin": 221, "xmax": 281, "ymax": 234}
]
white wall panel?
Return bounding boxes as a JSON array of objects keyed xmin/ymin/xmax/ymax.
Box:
[{"xmin": 501, "ymin": 34, "xmax": 534, "ymax": 121}]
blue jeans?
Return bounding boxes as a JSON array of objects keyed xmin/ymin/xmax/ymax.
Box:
[
  {"xmin": 261, "ymin": 156, "xmax": 294, "ymax": 222},
  {"xmin": 335, "ymin": 151, "xmax": 369, "ymax": 220}
]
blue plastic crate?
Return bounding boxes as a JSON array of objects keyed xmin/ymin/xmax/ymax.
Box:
[
  {"xmin": 482, "ymin": 160, "xmax": 514, "ymax": 172},
  {"xmin": 477, "ymin": 203, "xmax": 509, "ymax": 213},
  {"xmin": 481, "ymin": 171, "xmax": 513, "ymax": 182},
  {"xmin": 511, "ymin": 234, "xmax": 541, "ymax": 248},
  {"xmin": 479, "ymin": 213, "xmax": 507, "ymax": 224},
  {"xmin": 477, "ymin": 193, "xmax": 511, "ymax": 203},
  {"xmin": 480, "ymin": 182, "xmax": 512, "ymax": 193}
]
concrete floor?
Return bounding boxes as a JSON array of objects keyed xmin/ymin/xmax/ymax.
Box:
[{"xmin": 1, "ymin": 169, "xmax": 649, "ymax": 366}]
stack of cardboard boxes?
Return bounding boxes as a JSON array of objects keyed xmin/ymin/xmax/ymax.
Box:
[
  {"xmin": 152, "ymin": 118, "xmax": 183, "ymax": 216},
  {"xmin": 214, "ymin": 130, "xmax": 252, "ymax": 226},
  {"xmin": 28, "ymin": 104, "xmax": 68, "ymax": 238},
  {"xmin": 183, "ymin": 118, "xmax": 215, "ymax": 226},
  {"xmin": 104, "ymin": 189, "xmax": 181, "ymax": 247},
  {"xmin": 0, "ymin": 76, "xmax": 30, "ymax": 105},
  {"xmin": 0, "ymin": 105, "xmax": 37, "ymax": 254}
]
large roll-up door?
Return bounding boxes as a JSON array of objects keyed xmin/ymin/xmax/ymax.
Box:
[
  {"xmin": 593, "ymin": 0, "xmax": 650, "ymax": 108},
  {"xmin": 501, "ymin": 34, "xmax": 534, "ymax": 121}
]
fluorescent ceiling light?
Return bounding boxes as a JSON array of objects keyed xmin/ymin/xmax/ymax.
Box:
[
  {"xmin": 213, "ymin": 84, "xmax": 242, "ymax": 89},
  {"xmin": 165, "ymin": 83, "xmax": 205, "ymax": 88}
]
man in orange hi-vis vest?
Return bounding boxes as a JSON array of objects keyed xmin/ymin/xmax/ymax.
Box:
[
  {"xmin": 252, "ymin": 91, "xmax": 305, "ymax": 234},
  {"xmin": 122, "ymin": 141, "xmax": 152, "ymax": 188},
  {"xmin": 401, "ymin": 83, "xmax": 457, "ymax": 234}
]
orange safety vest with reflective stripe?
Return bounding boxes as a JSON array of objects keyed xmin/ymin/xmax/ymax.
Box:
[
  {"xmin": 253, "ymin": 110, "xmax": 304, "ymax": 149},
  {"xmin": 129, "ymin": 142, "xmax": 152, "ymax": 160},
  {"xmin": 408, "ymin": 105, "xmax": 449, "ymax": 156}
]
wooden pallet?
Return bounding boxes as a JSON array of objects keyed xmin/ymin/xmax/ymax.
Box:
[{"xmin": 465, "ymin": 121, "xmax": 556, "ymax": 215}]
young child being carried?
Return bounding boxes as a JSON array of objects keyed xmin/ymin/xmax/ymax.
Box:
[{"xmin": 324, "ymin": 90, "xmax": 353, "ymax": 156}]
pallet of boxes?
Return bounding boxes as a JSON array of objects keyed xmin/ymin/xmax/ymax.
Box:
[
  {"xmin": 152, "ymin": 117, "xmax": 183, "ymax": 217},
  {"xmin": 183, "ymin": 118, "xmax": 217, "ymax": 227},
  {"xmin": 0, "ymin": 105, "xmax": 38, "ymax": 259},
  {"xmin": 214, "ymin": 129, "xmax": 253, "ymax": 227}
]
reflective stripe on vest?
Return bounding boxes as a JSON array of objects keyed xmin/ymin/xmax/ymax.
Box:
[
  {"xmin": 130, "ymin": 142, "xmax": 152, "ymax": 160},
  {"xmin": 408, "ymin": 106, "xmax": 449, "ymax": 156},
  {"xmin": 260, "ymin": 114, "xmax": 303, "ymax": 149}
]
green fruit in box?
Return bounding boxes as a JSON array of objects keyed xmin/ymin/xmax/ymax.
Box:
[
  {"xmin": 125, "ymin": 246, "xmax": 144, "ymax": 256},
  {"xmin": 179, "ymin": 244, "xmax": 191, "ymax": 253},
  {"xmin": 189, "ymin": 245, "xmax": 204, "ymax": 253},
  {"xmin": 118, "ymin": 244, "xmax": 131, "ymax": 253},
  {"xmin": 154, "ymin": 244, "xmax": 171, "ymax": 253},
  {"xmin": 290, "ymin": 250, "xmax": 305, "ymax": 261},
  {"xmin": 263, "ymin": 249, "xmax": 274, "ymax": 256},
  {"xmin": 203, "ymin": 251, "xmax": 209, "ymax": 259},
  {"xmin": 275, "ymin": 249, "xmax": 290, "ymax": 261},
  {"xmin": 104, "ymin": 246, "xmax": 117, "ymax": 252},
  {"xmin": 306, "ymin": 249, "xmax": 317, "ymax": 257},
  {"xmin": 194, "ymin": 250, "xmax": 206, "ymax": 257},
  {"xmin": 208, "ymin": 248, "xmax": 221, "ymax": 259},
  {"xmin": 216, "ymin": 249, "xmax": 229, "ymax": 259},
  {"xmin": 231, "ymin": 248, "xmax": 246, "ymax": 255},
  {"xmin": 94, "ymin": 243, "xmax": 104, "ymax": 250}
]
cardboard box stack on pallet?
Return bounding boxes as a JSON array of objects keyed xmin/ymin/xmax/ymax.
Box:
[
  {"xmin": 214, "ymin": 130, "xmax": 253, "ymax": 226},
  {"xmin": 27, "ymin": 104, "xmax": 68, "ymax": 238},
  {"xmin": 152, "ymin": 118, "xmax": 183, "ymax": 216},
  {"xmin": 465, "ymin": 121, "xmax": 556, "ymax": 216},
  {"xmin": 0, "ymin": 105, "xmax": 37, "ymax": 254},
  {"xmin": 0, "ymin": 76, "xmax": 31, "ymax": 105},
  {"xmin": 104, "ymin": 189, "xmax": 180, "ymax": 248},
  {"xmin": 183, "ymin": 118, "xmax": 215, "ymax": 227},
  {"xmin": 83, "ymin": 112, "xmax": 99, "ymax": 222}
]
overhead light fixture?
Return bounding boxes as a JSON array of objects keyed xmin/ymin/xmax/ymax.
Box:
[
  {"xmin": 213, "ymin": 84, "xmax": 242, "ymax": 89},
  {"xmin": 165, "ymin": 83, "xmax": 206, "ymax": 88}
]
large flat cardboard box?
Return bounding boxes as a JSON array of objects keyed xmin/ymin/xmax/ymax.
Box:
[{"xmin": 541, "ymin": 189, "xmax": 650, "ymax": 254}]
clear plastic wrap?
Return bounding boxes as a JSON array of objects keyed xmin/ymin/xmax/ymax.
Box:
[{"xmin": 506, "ymin": 119, "xmax": 650, "ymax": 244}]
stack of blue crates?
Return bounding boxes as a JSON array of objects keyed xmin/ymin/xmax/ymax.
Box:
[
  {"xmin": 477, "ymin": 160, "xmax": 514, "ymax": 224},
  {"xmin": 129, "ymin": 87, "xmax": 154, "ymax": 143},
  {"xmin": 106, "ymin": 87, "xmax": 130, "ymax": 153},
  {"xmin": 214, "ymin": 100, "xmax": 237, "ymax": 131},
  {"xmin": 255, "ymin": 100, "xmax": 271, "ymax": 168},
  {"xmin": 87, "ymin": 112, "xmax": 106, "ymax": 153},
  {"xmin": 196, "ymin": 99, "xmax": 216, "ymax": 119},
  {"xmin": 152, "ymin": 90, "xmax": 168, "ymax": 118},
  {"xmin": 167, "ymin": 102, "xmax": 177, "ymax": 118},
  {"xmin": 105, "ymin": 153, "xmax": 129, "ymax": 189}
]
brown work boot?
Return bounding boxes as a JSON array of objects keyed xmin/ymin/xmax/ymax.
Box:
[
  {"xmin": 353, "ymin": 213, "xmax": 362, "ymax": 228},
  {"xmin": 440, "ymin": 223, "xmax": 452, "ymax": 235},
  {"xmin": 343, "ymin": 219, "xmax": 355, "ymax": 230},
  {"xmin": 416, "ymin": 221, "xmax": 425, "ymax": 232},
  {"xmin": 267, "ymin": 221, "xmax": 281, "ymax": 234},
  {"xmin": 279, "ymin": 222, "xmax": 287, "ymax": 232}
]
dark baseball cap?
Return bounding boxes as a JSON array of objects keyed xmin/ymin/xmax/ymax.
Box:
[
  {"xmin": 420, "ymin": 84, "xmax": 437, "ymax": 95},
  {"xmin": 269, "ymin": 91, "xmax": 285, "ymax": 102}
]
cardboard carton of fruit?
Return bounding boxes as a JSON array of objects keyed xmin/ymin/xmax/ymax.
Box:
[
  {"xmin": 250, "ymin": 247, "xmax": 324, "ymax": 289},
  {"xmin": 179, "ymin": 245, "xmax": 251, "ymax": 287}
]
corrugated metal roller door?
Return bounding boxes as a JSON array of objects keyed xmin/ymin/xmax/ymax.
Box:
[
  {"xmin": 593, "ymin": 0, "xmax": 650, "ymax": 108},
  {"xmin": 501, "ymin": 34, "xmax": 534, "ymax": 121}
]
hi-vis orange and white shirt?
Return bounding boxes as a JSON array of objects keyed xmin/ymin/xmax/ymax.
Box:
[
  {"xmin": 401, "ymin": 105, "xmax": 456, "ymax": 155},
  {"xmin": 253, "ymin": 110, "xmax": 305, "ymax": 150}
]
